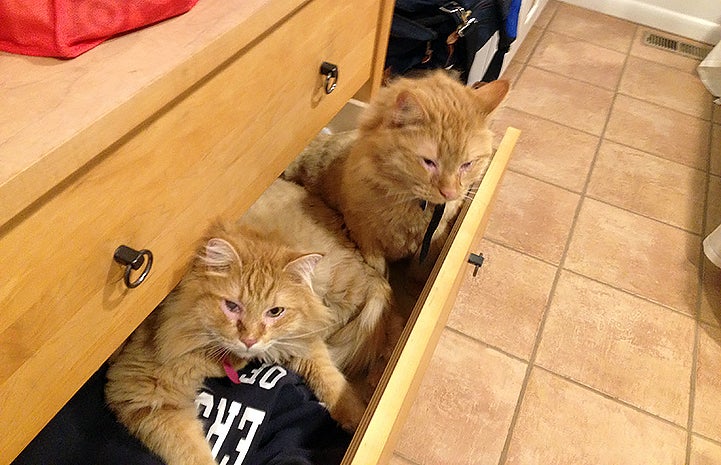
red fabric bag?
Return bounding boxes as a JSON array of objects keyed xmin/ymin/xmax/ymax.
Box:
[{"xmin": 0, "ymin": 0, "xmax": 199, "ymax": 58}]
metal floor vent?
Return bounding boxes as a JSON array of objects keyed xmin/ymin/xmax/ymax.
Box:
[{"xmin": 643, "ymin": 32, "xmax": 711, "ymax": 60}]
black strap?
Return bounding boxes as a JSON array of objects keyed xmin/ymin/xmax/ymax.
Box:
[
  {"xmin": 481, "ymin": 43, "xmax": 509, "ymax": 82},
  {"xmin": 419, "ymin": 203, "xmax": 446, "ymax": 263}
]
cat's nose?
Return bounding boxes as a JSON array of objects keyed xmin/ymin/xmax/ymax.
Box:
[
  {"xmin": 241, "ymin": 337, "xmax": 258, "ymax": 348},
  {"xmin": 439, "ymin": 187, "xmax": 457, "ymax": 200}
]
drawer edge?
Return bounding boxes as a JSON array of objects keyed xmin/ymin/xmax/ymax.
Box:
[{"xmin": 345, "ymin": 127, "xmax": 521, "ymax": 465}]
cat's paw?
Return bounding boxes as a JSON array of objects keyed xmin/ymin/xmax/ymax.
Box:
[{"xmin": 331, "ymin": 389, "xmax": 367, "ymax": 432}]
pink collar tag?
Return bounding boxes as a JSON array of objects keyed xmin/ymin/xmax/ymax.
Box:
[{"xmin": 222, "ymin": 355, "xmax": 241, "ymax": 384}]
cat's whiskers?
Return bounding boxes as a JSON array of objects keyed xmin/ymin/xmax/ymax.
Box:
[
  {"xmin": 207, "ymin": 345, "xmax": 231, "ymax": 364},
  {"xmin": 280, "ymin": 323, "xmax": 341, "ymax": 341}
]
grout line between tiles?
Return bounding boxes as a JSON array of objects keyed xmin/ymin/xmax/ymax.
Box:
[
  {"xmin": 559, "ymin": 268, "xmax": 697, "ymax": 320},
  {"xmin": 598, "ymin": 134, "xmax": 711, "ymax": 173},
  {"xmin": 503, "ymin": 162, "xmax": 706, "ymax": 237},
  {"xmin": 522, "ymin": 63, "xmax": 615, "ymax": 95},
  {"xmin": 532, "ymin": 365, "xmax": 689, "ymax": 431},
  {"xmin": 505, "ymin": 165, "xmax": 584, "ymax": 195},
  {"xmin": 496, "ymin": 43, "xmax": 630, "ymax": 465},
  {"xmin": 500, "ymin": 102, "xmax": 710, "ymax": 175},
  {"xmin": 536, "ymin": 27, "xmax": 635, "ymax": 62},
  {"xmin": 694, "ymin": 431, "xmax": 721, "ymax": 448},
  {"xmin": 619, "ymin": 57, "xmax": 715, "ymax": 122},
  {"xmin": 392, "ymin": 450, "xmax": 420, "ymax": 465},
  {"xmin": 445, "ymin": 326, "xmax": 530, "ymax": 365},
  {"xmin": 583, "ymin": 192, "xmax": 705, "ymax": 237},
  {"xmin": 482, "ymin": 235, "xmax": 700, "ymax": 321}
]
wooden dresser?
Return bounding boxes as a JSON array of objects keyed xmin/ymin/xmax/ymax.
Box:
[{"xmin": 0, "ymin": 0, "xmax": 518, "ymax": 463}]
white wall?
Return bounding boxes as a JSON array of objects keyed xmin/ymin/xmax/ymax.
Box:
[{"xmin": 561, "ymin": 0, "xmax": 721, "ymax": 44}]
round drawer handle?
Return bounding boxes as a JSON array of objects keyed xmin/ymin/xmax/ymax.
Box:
[
  {"xmin": 113, "ymin": 245, "xmax": 153, "ymax": 289},
  {"xmin": 320, "ymin": 61, "xmax": 338, "ymax": 94}
]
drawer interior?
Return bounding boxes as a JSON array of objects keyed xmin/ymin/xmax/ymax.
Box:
[{"xmin": 344, "ymin": 126, "xmax": 520, "ymax": 465}]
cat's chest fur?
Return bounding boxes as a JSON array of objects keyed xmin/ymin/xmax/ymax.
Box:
[
  {"xmin": 358, "ymin": 197, "xmax": 436, "ymax": 259},
  {"xmin": 340, "ymin": 174, "xmax": 461, "ymax": 264}
]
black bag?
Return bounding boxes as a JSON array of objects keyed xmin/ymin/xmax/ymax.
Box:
[{"xmin": 385, "ymin": 0, "xmax": 519, "ymax": 82}]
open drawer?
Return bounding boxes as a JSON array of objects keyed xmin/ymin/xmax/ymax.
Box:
[
  {"xmin": 344, "ymin": 126, "xmax": 520, "ymax": 465},
  {"xmin": 9, "ymin": 125, "xmax": 518, "ymax": 465}
]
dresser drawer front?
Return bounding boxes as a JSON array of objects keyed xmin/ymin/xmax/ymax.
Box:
[
  {"xmin": 345, "ymin": 127, "xmax": 521, "ymax": 465},
  {"xmin": 0, "ymin": 0, "xmax": 381, "ymax": 460}
]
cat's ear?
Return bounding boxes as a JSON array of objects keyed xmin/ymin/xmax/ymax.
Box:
[
  {"xmin": 472, "ymin": 79, "xmax": 509, "ymax": 114},
  {"xmin": 390, "ymin": 90, "xmax": 427, "ymax": 127},
  {"xmin": 200, "ymin": 238, "xmax": 242, "ymax": 271},
  {"xmin": 283, "ymin": 253, "xmax": 323, "ymax": 288}
]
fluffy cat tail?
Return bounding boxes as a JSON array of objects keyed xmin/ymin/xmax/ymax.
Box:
[{"xmin": 327, "ymin": 272, "xmax": 395, "ymax": 378}]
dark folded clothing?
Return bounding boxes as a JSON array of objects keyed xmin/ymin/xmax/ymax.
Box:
[{"xmin": 13, "ymin": 362, "xmax": 350, "ymax": 465}]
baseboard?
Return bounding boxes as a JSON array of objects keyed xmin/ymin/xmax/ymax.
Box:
[{"xmin": 561, "ymin": 0, "xmax": 721, "ymax": 45}]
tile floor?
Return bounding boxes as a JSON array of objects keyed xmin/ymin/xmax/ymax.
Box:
[{"xmin": 389, "ymin": 2, "xmax": 721, "ymax": 464}]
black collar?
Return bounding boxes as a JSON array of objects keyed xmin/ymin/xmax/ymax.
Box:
[{"xmin": 419, "ymin": 202, "xmax": 445, "ymax": 263}]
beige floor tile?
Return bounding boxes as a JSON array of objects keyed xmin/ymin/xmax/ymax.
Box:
[
  {"xmin": 536, "ymin": 271, "xmax": 694, "ymax": 425},
  {"xmin": 485, "ymin": 171, "xmax": 580, "ymax": 264},
  {"xmin": 529, "ymin": 30, "xmax": 626, "ymax": 90},
  {"xmin": 700, "ymin": 258, "xmax": 721, "ymax": 327},
  {"xmin": 619, "ymin": 56, "xmax": 712, "ymax": 120},
  {"xmin": 534, "ymin": 0, "xmax": 558, "ymax": 29},
  {"xmin": 630, "ymin": 27, "xmax": 704, "ymax": 73},
  {"xmin": 512, "ymin": 26, "xmax": 543, "ymax": 64},
  {"xmin": 690, "ymin": 435, "xmax": 721, "ymax": 465},
  {"xmin": 605, "ymin": 94, "xmax": 711, "ymax": 170},
  {"xmin": 565, "ymin": 198, "xmax": 700, "ymax": 315},
  {"xmin": 490, "ymin": 107, "xmax": 598, "ymax": 192},
  {"xmin": 448, "ymin": 240, "xmax": 556, "ymax": 359},
  {"xmin": 547, "ymin": 3, "xmax": 637, "ymax": 53},
  {"xmin": 395, "ymin": 330, "xmax": 526, "ymax": 465},
  {"xmin": 587, "ymin": 140, "xmax": 706, "ymax": 233},
  {"xmin": 712, "ymin": 124, "xmax": 721, "ymax": 176},
  {"xmin": 694, "ymin": 324, "xmax": 721, "ymax": 442},
  {"xmin": 505, "ymin": 369, "xmax": 687, "ymax": 465},
  {"xmin": 504, "ymin": 66, "xmax": 614, "ymax": 135}
]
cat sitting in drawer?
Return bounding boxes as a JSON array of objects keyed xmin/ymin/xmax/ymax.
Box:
[
  {"xmin": 284, "ymin": 70, "xmax": 509, "ymax": 278},
  {"xmin": 105, "ymin": 220, "xmax": 368, "ymax": 465}
]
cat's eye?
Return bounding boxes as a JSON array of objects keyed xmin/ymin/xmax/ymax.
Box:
[
  {"xmin": 460, "ymin": 161, "xmax": 473, "ymax": 172},
  {"xmin": 421, "ymin": 158, "xmax": 437, "ymax": 169},
  {"xmin": 266, "ymin": 307, "xmax": 285, "ymax": 318},
  {"xmin": 223, "ymin": 299, "xmax": 241, "ymax": 313}
]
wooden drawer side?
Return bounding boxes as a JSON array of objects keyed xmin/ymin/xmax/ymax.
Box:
[
  {"xmin": 0, "ymin": 0, "xmax": 382, "ymax": 461},
  {"xmin": 344, "ymin": 127, "xmax": 521, "ymax": 465}
]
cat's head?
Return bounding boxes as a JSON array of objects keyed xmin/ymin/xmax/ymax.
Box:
[
  {"xmin": 180, "ymin": 221, "xmax": 330, "ymax": 363},
  {"xmin": 357, "ymin": 70, "xmax": 508, "ymax": 204}
]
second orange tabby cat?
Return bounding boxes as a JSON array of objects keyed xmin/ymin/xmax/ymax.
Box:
[{"xmin": 285, "ymin": 70, "xmax": 509, "ymax": 277}]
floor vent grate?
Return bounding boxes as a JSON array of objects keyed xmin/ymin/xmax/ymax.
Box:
[{"xmin": 643, "ymin": 32, "xmax": 711, "ymax": 60}]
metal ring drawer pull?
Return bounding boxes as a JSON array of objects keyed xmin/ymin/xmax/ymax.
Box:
[
  {"xmin": 113, "ymin": 245, "xmax": 153, "ymax": 289},
  {"xmin": 320, "ymin": 61, "xmax": 338, "ymax": 94}
]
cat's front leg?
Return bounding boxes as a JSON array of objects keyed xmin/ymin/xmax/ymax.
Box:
[
  {"xmin": 289, "ymin": 337, "xmax": 367, "ymax": 432},
  {"xmin": 114, "ymin": 402, "xmax": 217, "ymax": 465},
  {"xmin": 106, "ymin": 351, "xmax": 219, "ymax": 465}
]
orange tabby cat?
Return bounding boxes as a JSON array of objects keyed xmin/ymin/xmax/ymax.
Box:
[
  {"xmin": 105, "ymin": 221, "xmax": 365, "ymax": 465},
  {"xmin": 284, "ymin": 71, "xmax": 509, "ymax": 276},
  {"xmin": 238, "ymin": 178, "xmax": 399, "ymax": 381}
]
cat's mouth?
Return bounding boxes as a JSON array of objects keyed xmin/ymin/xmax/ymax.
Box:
[{"xmin": 222, "ymin": 354, "xmax": 241, "ymax": 384}]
